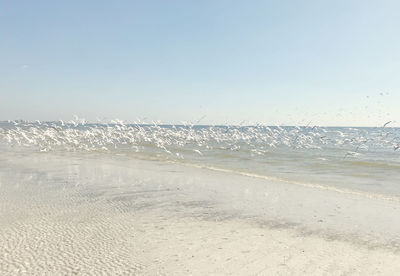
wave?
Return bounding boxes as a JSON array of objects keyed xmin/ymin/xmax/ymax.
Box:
[{"xmin": 177, "ymin": 162, "xmax": 400, "ymax": 203}]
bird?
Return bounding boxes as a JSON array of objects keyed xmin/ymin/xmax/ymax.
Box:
[{"xmin": 383, "ymin": 121, "xmax": 392, "ymax": 128}]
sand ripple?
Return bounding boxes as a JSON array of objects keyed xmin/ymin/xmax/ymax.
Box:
[{"xmin": 2, "ymin": 153, "xmax": 400, "ymax": 275}]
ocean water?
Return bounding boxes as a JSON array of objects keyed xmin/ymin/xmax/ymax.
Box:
[{"xmin": 1, "ymin": 121, "xmax": 399, "ymax": 199}]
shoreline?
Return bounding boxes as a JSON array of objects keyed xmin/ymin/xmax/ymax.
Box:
[{"xmin": 1, "ymin": 151, "xmax": 400, "ymax": 274}]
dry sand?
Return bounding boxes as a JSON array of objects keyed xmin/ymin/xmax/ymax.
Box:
[{"xmin": 1, "ymin": 152, "xmax": 400, "ymax": 275}]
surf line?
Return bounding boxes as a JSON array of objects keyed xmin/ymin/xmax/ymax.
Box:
[{"xmin": 174, "ymin": 161, "xmax": 400, "ymax": 203}]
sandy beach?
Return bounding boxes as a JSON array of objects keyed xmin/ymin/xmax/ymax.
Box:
[
  {"xmin": 1, "ymin": 151, "xmax": 400, "ymax": 275},
  {"xmin": 3, "ymin": 0, "xmax": 400, "ymax": 274}
]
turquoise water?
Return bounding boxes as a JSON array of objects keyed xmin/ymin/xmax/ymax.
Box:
[{"xmin": 1, "ymin": 121, "xmax": 399, "ymax": 197}]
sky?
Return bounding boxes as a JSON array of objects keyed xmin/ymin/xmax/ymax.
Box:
[{"xmin": 1, "ymin": 0, "xmax": 399, "ymax": 126}]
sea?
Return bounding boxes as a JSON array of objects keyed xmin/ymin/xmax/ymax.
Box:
[{"xmin": 1, "ymin": 120, "xmax": 399, "ymax": 200}]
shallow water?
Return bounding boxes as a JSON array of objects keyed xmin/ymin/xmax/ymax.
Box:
[
  {"xmin": 1, "ymin": 121, "xmax": 399, "ymax": 198},
  {"xmin": 1, "ymin": 136, "xmax": 400, "ymax": 274}
]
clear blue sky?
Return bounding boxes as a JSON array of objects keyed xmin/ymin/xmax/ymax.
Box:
[{"xmin": 1, "ymin": 0, "xmax": 399, "ymax": 126}]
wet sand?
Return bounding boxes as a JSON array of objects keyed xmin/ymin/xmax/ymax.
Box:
[{"xmin": 1, "ymin": 151, "xmax": 400, "ymax": 275}]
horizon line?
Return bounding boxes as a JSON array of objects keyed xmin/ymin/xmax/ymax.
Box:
[{"xmin": 0, "ymin": 120, "xmax": 398, "ymax": 129}]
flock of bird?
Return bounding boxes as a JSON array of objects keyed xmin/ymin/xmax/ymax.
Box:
[{"xmin": 0, "ymin": 120, "xmax": 399, "ymax": 161}]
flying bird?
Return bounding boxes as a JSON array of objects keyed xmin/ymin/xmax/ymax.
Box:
[{"xmin": 383, "ymin": 121, "xmax": 392, "ymax": 128}]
